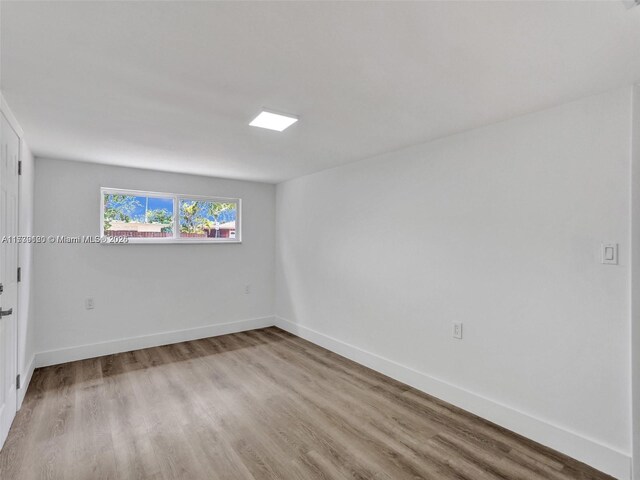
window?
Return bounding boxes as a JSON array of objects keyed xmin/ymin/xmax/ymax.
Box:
[
  {"xmin": 101, "ymin": 188, "xmax": 241, "ymax": 243},
  {"xmin": 178, "ymin": 198, "xmax": 237, "ymax": 240}
]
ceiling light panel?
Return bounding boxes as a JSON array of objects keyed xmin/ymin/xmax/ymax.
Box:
[{"xmin": 249, "ymin": 110, "xmax": 298, "ymax": 132}]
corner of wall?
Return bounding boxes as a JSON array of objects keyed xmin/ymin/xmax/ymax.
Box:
[{"xmin": 630, "ymin": 83, "xmax": 640, "ymax": 480}]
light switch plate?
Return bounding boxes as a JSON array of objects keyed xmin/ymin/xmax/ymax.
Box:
[
  {"xmin": 601, "ymin": 243, "xmax": 618, "ymax": 265},
  {"xmin": 453, "ymin": 322, "xmax": 463, "ymax": 339}
]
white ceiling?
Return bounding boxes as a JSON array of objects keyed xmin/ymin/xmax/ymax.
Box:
[{"xmin": 2, "ymin": 1, "xmax": 640, "ymax": 183}]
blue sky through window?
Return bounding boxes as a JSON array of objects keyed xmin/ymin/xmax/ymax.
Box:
[{"xmin": 129, "ymin": 196, "xmax": 174, "ymax": 221}]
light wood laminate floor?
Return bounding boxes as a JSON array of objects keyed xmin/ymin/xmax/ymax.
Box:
[{"xmin": 0, "ymin": 327, "xmax": 613, "ymax": 480}]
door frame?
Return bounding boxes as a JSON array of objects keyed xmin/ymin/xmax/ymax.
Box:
[{"xmin": 0, "ymin": 95, "xmax": 23, "ymax": 426}]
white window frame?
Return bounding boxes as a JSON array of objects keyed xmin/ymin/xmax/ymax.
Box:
[{"xmin": 100, "ymin": 187, "xmax": 242, "ymax": 244}]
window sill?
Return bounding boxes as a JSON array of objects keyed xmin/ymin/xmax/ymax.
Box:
[{"xmin": 101, "ymin": 238, "xmax": 242, "ymax": 245}]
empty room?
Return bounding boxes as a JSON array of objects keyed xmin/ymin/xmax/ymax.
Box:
[{"xmin": 1, "ymin": 1, "xmax": 640, "ymax": 479}]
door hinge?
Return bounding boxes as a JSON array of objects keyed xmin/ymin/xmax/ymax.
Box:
[
  {"xmin": 16, "ymin": 374, "xmax": 20, "ymax": 390},
  {"xmin": 17, "ymin": 267, "xmax": 21, "ymax": 283},
  {"xmin": 18, "ymin": 161, "xmax": 22, "ymax": 175}
]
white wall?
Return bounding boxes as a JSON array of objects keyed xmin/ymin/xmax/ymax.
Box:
[
  {"xmin": 275, "ymin": 87, "xmax": 633, "ymax": 479},
  {"xmin": 34, "ymin": 159, "xmax": 275, "ymax": 363}
]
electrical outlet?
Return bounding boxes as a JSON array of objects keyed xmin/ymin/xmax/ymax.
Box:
[
  {"xmin": 244, "ymin": 285, "xmax": 251, "ymax": 295},
  {"xmin": 453, "ymin": 322, "xmax": 463, "ymax": 339},
  {"xmin": 85, "ymin": 297, "xmax": 95, "ymax": 310}
]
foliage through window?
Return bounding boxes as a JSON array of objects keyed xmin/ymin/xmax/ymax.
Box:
[
  {"xmin": 179, "ymin": 199, "xmax": 237, "ymax": 239},
  {"xmin": 101, "ymin": 188, "xmax": 240, "ymax": 243}
]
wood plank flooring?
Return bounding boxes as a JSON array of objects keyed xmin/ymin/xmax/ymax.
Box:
[{"xmin": 0, "ymin": 327, "xmax": 613, "ymax": 480}]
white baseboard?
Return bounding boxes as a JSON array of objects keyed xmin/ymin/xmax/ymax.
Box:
[
  {"xmin": 35, "ymin": 316, "xmax": 275, "ymax": 368},
  {"xmin": 274, "ymin": 316, "xmax": 631, "ymax": 480},
  {"xmin": 17, "ymin": 354, "xmax": 35, "ymax": 409}
]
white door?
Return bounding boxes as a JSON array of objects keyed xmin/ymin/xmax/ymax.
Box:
[{"xmin": 0, "ymin": 112, "xmax": 19, "ymax": 448}]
